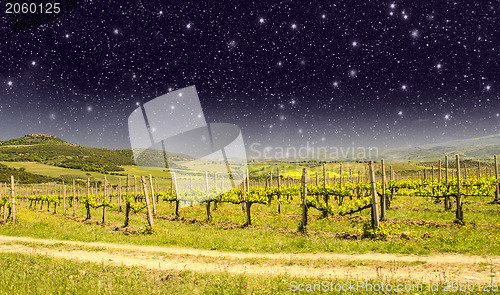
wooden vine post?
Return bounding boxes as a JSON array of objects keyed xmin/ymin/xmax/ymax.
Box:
[
  {"xmin": 300, "ymin": 168, "xmax": 308, "ymax": 232},
  {"xmin": 445, "ymin": 155, "xmax": 450, "ymax": 210},
  {"xmin": 72, "ymin": 180, "xmax": 76, "ymax": 217},
  {"xmin": 322, "ymin": 163, "xmax": 329, "ymax": 218},
  {"xmin": 2, "ymin": 183, "xmax": 7, "ymax": 220},
  {"xmin": 53, "ymin": 183, "xmax": 57, "ymax": 214},
  {"xmin": 141, "ymin": 176, "xmax": 154, "ymax": 228},
  {"xmin": 380, "ymin": 159, "xmax": 387, "ymax": 220},
  {"xmin": 495, "ymin": 155, "xmax": 499, "ymax": 202},
  {"xmin": 173, "ymin": 172, "xmax": 180, "ymax": 217},
  {"xmin": 339, "ymin": 164, "xmax": 343, "ymax": 186},
  {"xmin": 62, "ymin": 181, "xmax": 66, "ymax": 215},
  {"xmin": 124, "ymin": 174, "xmax": 131, "ymax": 227},
  {"xmin": 213, "ymin": 172, "xmax": 218, "ymax": 210},
  {"xmin": 277, "ymin": 167, "xmax": 282, "ymax": 214},
  {"xmin": 244, "ymin": 169, "xmax": 253, "ymax": 226},
  {"xmin": 85, "ymin": 178, "xmax": 91, "ymax": 220},
  {"xmin": 369, "ymin": 161, "xmax": 380, "ymax": 229},
  {"xmin": 149, "ymin": 174, "xmax": 157, "ymax": 216},
  {"xmin": 205, "ymin": 171, "xmax": 212, "ymax": 221},
  {"xmin": 455, "ymin": 155, "xmax": 463, "ymax": 222},
  {"xmin": 102, "ymin": 176, "xmax": 107, "ymax": 223},
  {"xmin": 118, "ymin": 178, "xmax": 122, "ymax": 212},
  {"xmin": 10, "ymin": 176, "xmax": 15, "ymax": 223}
]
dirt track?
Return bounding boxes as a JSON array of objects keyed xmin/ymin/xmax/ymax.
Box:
[{"xmin": 0, "ymin": 235, "xmax": 498, "ymax": 282}]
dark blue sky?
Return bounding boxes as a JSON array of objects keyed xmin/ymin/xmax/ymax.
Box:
[{"xmin": 1, "ymin": 0, "xmax": 499, "ymax": 151}]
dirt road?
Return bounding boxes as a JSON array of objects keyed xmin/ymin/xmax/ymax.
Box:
[{"xmin": 0, "ymin": 235, "xmax": 497, "ymax": 282}]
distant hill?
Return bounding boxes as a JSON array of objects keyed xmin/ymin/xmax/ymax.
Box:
[
  {"xmin": 380, "ymin": 134, "xmax": 500, "ymax": 162},
  {"xmin": 0, "ymin": 134, "xmax": 68, "ymax": 146},
  {"xmin": 0, "ymin": 134, "xmax": 193, "ymax": 174},
  {"xmin": 0, "ymin": 134, "xmax": 134, "ymax": 173}
]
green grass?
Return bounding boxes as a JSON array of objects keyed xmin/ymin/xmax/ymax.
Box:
[{"xmin": 0, "ymin": 252, "xmax": 468, "ymax": 295}]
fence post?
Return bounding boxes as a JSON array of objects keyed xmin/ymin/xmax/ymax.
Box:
[{"xmin": 369, "ymin": 161, "xmax": 380, "ymax": 229}]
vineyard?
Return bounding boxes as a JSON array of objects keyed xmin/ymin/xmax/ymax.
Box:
[{"xmin": 1, "ymin": 155, "xmax": 499, "ymax": 236}]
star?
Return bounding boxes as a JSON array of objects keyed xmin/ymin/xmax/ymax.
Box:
[
  {"xmin": 436, "ymin": 63, "xmax": 442, "ymax": 70},
  {"xmin": 398, "ymin": 111, "xmax": 403, "ymax": 116},
  {"xmin": 113, "ymin": 29, "xmax": 119, "ymax": 34},
  {"xmin": 186, "ymin": 23, "xmax": 192, "ymax": 29},
  {"xmin": 87, "ymin": 106, "xmax": 92, "ymax": 112},
  {"xmin": 228, "ymin": 40, "xmax": 237, "ymax": 49},
  {"xmin": 401, "ymin": 84, "xmax": 408, "ymax": 90},
  {"xmin": 291, "ymin": 23, "xmax": 297, "ymax": 30},
  {"xmin": 444, "ymin": 114, "xmax": 451, "ymax": 120},
  {"xmin": 390, "ymin": 3, "xmax": 396, "ymax": 9},
  {"xmin": 352, "ymin": 41, "xmax": 358, "ymax": 47},
  {"xmin": 333, "ymin": 81, "xmax": 339, "ymax": 88},
  {"xmin": 486, "ymin": 85, "xmax": 492, "ymax": 91},
  {"xmin": 64, "ymin": 34, "xmax": 70, "ymax": 38},
  {"xmin": 7, "ymin": 81, "xmax": 13, "ymax": 86},
  {"xmin": 159, "ymin": 10, "xmax": 163, "ymax": 15},
  {"xmin": 31, "ymin": 61, "xmax": 36, "ymax": 66},
  {"xmin": 321, "ymin": 14, "xmax": 326, "ymax": 19},
  {"xmin": 259, "ymin": 17, "xmax": 265, "ymax": 24},
  {"xmin": 411, "ymin": 30, "xmax": 419, "ymax": 39},
  {"xmin": 348, "ymin": 69, "xmax": 358, "ymax": 78}
]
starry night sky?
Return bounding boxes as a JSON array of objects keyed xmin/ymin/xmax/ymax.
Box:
[{"xmin": 1, "ymin": 0, "xmax": 499, "ymax": 153}]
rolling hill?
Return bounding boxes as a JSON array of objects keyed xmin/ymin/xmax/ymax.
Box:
[{"xmin": 380, "ymin": 134, "xmax": 500, "ymax": 162}]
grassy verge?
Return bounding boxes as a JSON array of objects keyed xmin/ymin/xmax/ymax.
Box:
[{"xmin": 0, "ymin": 252, "xmax": 466, "ymax": 295}]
